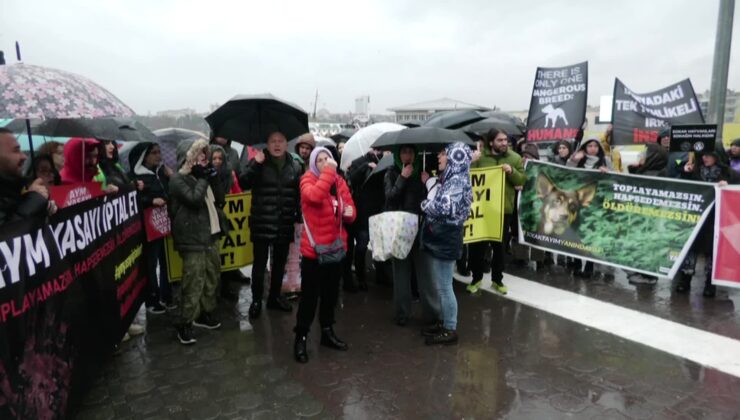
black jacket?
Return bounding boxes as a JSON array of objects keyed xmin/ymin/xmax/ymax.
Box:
[
  {"xmin": 128, "ymin": 142, "xmax": 169, "ymax": 208},
  {"xmin": 239, "ymin": 155, "xmax": 302, "ymax": 244},
  {"xmin": 347, "ymin": 153, "xmax": 384, "ymax": 229},
  {"xmin": 383, "ymin": 166, "xmax": 425, "ymax": 214},
  {"xmin": 0, "ymin": 176, "xmax": 48, "ymax": 227}
]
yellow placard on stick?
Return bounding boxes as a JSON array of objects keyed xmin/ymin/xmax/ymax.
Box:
[
  {"xmin": 463, "ymin": 166, "xmax": 505, "ymax": 243},
  {"xmin": 166, "ymin": 192, "xmax": 254, "ymax": 281}
]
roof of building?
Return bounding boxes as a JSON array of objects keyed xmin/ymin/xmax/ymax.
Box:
[{"xmin": 388, "ymin": 97, "xmax": 490, "ymax": 112}]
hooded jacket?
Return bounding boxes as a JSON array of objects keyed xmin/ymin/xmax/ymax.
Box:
[
  {"xmin": 420, "ymin": 142, "xmax": 473, "ymax": 260},
  {"xmin": 60, "ymin": 138, "xmax": 100, "ymax": 184},
  {"xmin": 94, "ymin": 141, "xmax": 130, "ymax": 189},
  {"xmin": 129, "ymin": 142, "xmax": 169, "ymax": 208},
  {"xmin": 629, "ymin": 143, "xmax": 668, "ymax": 177},
  {"xmin": 550, "ymin": 141, "xmax": 572, "ymax": 166},
  {"xmin": 209, "ymin": 144, "xmax": 242, "ymax": 194},
  {"xmin": 300, "ymin": 147, "xmax": 356, "ymax": 259},
  {"xmin": 210, "ymin": 137, "xmax": 241, "ymax": 177},
  {"xmin": 567, "ymin": 139, "xmax": 613, "ymax": 171},
  {"xmin": 383, "ymin": 146, "xmax": 426, "ymax": 214},
  {"xmin": 238, "ymin": 148, "xmax": 302, "ymax": 244},
  {"xmin": 168, "ymin": 139, "xmax": 228, "ymax": 252},
  {"xmin": 470, "ymin": 141, "xmax": 526, "ymax": 215}
]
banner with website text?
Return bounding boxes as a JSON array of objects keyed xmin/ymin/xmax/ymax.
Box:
[
  {"xmin": 713, "ymin": 186, "xmax": 740, "ymax": 289},
  {"xmin": 526, "ymin": 61, "xmax": 588, "ymax": 142},
  {"xmin": 518, "ymin": 161, "xmax": 715, "ymax": 277},
  {"xmin": 464, "ymin": 166, "xmax": 505, "ymax": 243},
  {"xmin": 0, "ymin": 189, "xmax": 147, "ymax": 419},
  {"xmin": 166, "ymin": 192, "xmax": 254, "ymax": 280},
  {"xmin": 611, "ymin": 78, "xmax": 704, "ymax": 145}
]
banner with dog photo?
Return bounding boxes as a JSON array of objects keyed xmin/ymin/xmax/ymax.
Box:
[
  {"xmin": 611, "ymin": 78, "xmax": 704, "ymax": 146},
  {"xmin": 518, "ymin": 161, "xmax": 715, "ymax": 277},
  {"xmin": 525, "ymin": 61, "xmax": 588, "ymax": 142}
]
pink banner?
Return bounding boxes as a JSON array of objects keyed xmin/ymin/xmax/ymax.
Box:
[
  {"xmin": 49, "ymin": 182, "xmax": 104, "ymax": 208},
  {"xmin": 143, "ymin": 206, "xmax": 171, "ymax": 242},
  {"xmin": 713, "ymin": 186, "xmax": 740, "ymax": 288}
]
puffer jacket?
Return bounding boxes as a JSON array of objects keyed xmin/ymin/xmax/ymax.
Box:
[
  {"xmin": 470, "ymin": 143, "xmax": 526, "ymax": 215},
  {"xmin": 129, "ymin": 142, "xmax": 169, "ymax": 208},
  {"xmin": 238, "ymin": 153, "xmax": 302, "ymax": 244},
  {"xmin": 300, "ymin": 167, "xmax": 356, "ymax": 259},
  {"xmin": 169, "ymin": 139, "xmax": 228, "ymax": 252}
]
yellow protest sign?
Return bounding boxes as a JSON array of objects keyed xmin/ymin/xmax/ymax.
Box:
[
  {"xmin": 463, "ymin": 166, "xmax": 505, "ymax": 243},
  {"xmin": 166, "ymin": 192, "xmax": 254, "ymax": 281}
]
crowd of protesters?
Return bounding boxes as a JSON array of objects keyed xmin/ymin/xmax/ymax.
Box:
[{"xmin": 1, "ymin": 121, "xmax": 739, "ymax": 362}]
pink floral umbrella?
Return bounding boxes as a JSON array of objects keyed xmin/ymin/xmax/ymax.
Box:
[{"xmin": 0, "ymin": 63, "xmax": 135, "ymax": 119}]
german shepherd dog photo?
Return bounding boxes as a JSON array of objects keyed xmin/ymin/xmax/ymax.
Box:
[{"xmin": 536, "ymin": 173, "xmax": 597, "ymax": 237}]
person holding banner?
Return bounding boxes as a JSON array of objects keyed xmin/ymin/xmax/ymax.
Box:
[
  {"xmin": 468, "ymin": 128, "xmax": 526, "ymax": 295},
  {"xmin": 170, "ymin": 139, "xmax": 228, "ymax": 344},
  {"xmin": 0, "ymin": 128, "xmax": 50, "ymax": 226},
  {"xmin": 419, "ymin": 142, "xmax": 473, "ymax": 345},
  {"xmin": 293, "ymin": 147, "xmax": 356, "ymax": 363},
  {"xmin": 60, "ymin": 137, "xmax": 102, "ymax": 185},
  {"xmin": 239, "ymin": 131, "xmax": 303, "ymax": 319},
  {"xmin": 567, "ymin": 138, "xmax": 612, "ymax": 278},
  {"xmin": 730, "ymin": 139, "xmax": 740, "ymax": 175},
  {"xmin": 95, "ymin": 140, "xmax": 131, "ymax": 190},
  {"xmin": 676, "ymin": 151, "xmax": 732, "ymax": 297},
  {"xmin": 384, "ymin": 144, "xmax": 433, "ymax": 326},
  {"xmin": 129, "ymin": 142, "xmax": 174, "ymax": 313}
]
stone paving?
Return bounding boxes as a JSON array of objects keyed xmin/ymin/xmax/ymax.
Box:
[{"xmin": 73, "ymin": 266, "xmax": 740, "ymax": 419}]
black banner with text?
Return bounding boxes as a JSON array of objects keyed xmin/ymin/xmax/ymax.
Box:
[{"xmin": 0, "ymin": 189, "xmax": 148, "ymax": 419}]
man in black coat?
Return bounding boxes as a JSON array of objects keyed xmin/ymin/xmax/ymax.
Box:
[
  {"xmin": 239, "ymin": 131, "xmax": 303, "ymax": 318},
  {"xmin": 0, "ymin": 128, "xmax": 49, "ymax": 226}
]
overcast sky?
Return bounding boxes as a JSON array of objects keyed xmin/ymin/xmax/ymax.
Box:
[{"xmin": 1, "ymin": 0, "xmax": 738, "ymax": 115}]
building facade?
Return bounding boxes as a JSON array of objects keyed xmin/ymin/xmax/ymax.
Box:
[{"xmin": 388, "ymin": 98, "xmax": 489, "ymax": 123}]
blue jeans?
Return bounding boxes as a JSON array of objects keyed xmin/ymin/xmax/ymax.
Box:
[{"xmin": 421, "ymin": 251, "xmax": 457, "ymax": 331}]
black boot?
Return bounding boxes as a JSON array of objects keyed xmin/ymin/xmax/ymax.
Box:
[
  {"xmin": 248, "ymin": 301, "xmax": 262, "ymax": 319},
  {"xmin": 176, "ymin": 322, "xmax": 196, "ymax": 345},
  {"xmin": 676, "ymin": 272, "xmax": 692, "ymax": 293},
  {"xmin": 703, "ymin": 276, "xmax": 716, "ymax": 298},
  {"xmin": 425, "ymin": 328, "xmax": 458, "ymax": 345},
  {"xmin": 294, "ymin": 334, "xmax": 308, "ymax": 363},
  {"xmin": 320, "ymin": 326, "xmax": 348, "ymax": 351},
  {"xmin": 266, "ymin": 295, "xmax": 292, "ymax": 312}
]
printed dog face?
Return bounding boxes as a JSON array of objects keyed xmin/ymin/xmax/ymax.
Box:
[{"xmin": 536, "ymin": 173, "xmax": 596, "ymax": 235}]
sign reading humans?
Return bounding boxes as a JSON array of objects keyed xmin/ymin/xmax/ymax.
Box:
[
  {"xmin": 611, "ymin": 78, "xmax": 704, "ymax": 145},
  {"xmin": 518, "ymin": 161, "xmax": 715, "ymax": 277},
  {"xmin": 166, "ymin": 192, "xmax": 254, "ymax": 279},
  {"xmin": 526, "ymin": 62, "xmax": 588, "ymax": 142},
  {"xmin": 463, "ymin": 167, "xmax": 505, "ymax": 243}
]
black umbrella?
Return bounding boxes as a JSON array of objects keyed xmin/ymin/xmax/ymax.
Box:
[
  {"xmin": 33, "ymin": 118, "xmax": 120, "ymax": 140},
  {"xmin": 364, "ymin": 153, "xmax": 395, "ymax": 186},
  {"xmin": 206, "ymin": 93, "xmax": 309, "ymax": 145},
  {"xmin": 371, "ymin": 127, "xmax": 476, "ymax": 151},
  {"xmin": 465, "ymin": 111, "xmax": 526, "ymax": 136},
  {"xmin": 113, "ymin": 118, "xmax": 159, "ymax": 143},
  {"xmin": 423, "ymin": 110, "xmax": 486, "ymax": 130},
  {"xmin": 401, "ymin": 121, "xmax": 423, "ymax": 128},
  {"xmin": 330, "ymin": 128, "xmax": 357, "ymax": 142}
]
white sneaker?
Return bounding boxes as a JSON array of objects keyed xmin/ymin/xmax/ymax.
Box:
[
  {"xmin": 121, "ymin": 332, "xmax": 131, "ymax": 342},
  {"xmin": 128, "ymin": 323, "xmax": 146, "ymax": 336}
]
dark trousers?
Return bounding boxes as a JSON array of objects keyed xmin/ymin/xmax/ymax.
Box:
[
  {"xmin": 470, "ymin": 215, "xmax": 510, "ymax": 285},
  {"xmin": 295, "ymin": 258, "xmax": 341, "ymax": 335},
  {"xmin": 344, "ymin": 226, "xmax": 369, "ymax": 286},
  {"xmin": 251, "ymin": 241, "xmax": 290, "ymax": 302},
  {"xmin": 145, "ymin": 238, "xmax": 171, "ymax": 306}
]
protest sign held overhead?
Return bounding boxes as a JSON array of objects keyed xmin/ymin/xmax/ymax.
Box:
[
  {"xmin": 526, "ymin": 61, "xmax": 588, "ymax": 142},
  {"xmin": 611, "ymin": 78, "xmax": 704, "ymax": 145},
  {"xmin": 670, "ymin": 124, "xmax": 717, "ymax": 153},
  {"xmin": 518, "ymin": 161, "xmax": 715, "ymax": 278}
]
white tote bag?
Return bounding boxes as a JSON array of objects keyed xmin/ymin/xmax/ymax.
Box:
[{"xmin": 368, "ymin": 211, "xmax": 419, "ymax": 261}]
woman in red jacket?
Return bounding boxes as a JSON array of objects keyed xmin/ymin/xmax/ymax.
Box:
[{"xmin": 294, "ymin": 147, "xmax": 356, "ymax": 363}]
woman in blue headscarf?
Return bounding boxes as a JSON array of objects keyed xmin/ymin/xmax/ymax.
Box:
[{"xmin": 419, "ymin": 142, "xmax": 473, "ymax": 345}]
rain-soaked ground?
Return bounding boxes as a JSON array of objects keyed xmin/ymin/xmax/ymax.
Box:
[{"xmin": 72, "ymin": 258, "xmax": 740, "ymax": 420}]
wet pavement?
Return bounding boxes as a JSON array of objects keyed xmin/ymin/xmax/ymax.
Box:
[{"xmin": 72, "ymin": 261, "xmax": 740, "ymax": 419}]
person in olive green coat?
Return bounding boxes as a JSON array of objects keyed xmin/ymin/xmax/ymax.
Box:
[
  {"xmin": 467, "ymin": 128, "xmax": 526, "ymax": 295},
  {"xmin": 169, "ymin": 138, "xmax": 229, "ymax": 345}
]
